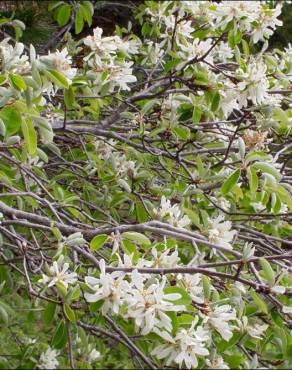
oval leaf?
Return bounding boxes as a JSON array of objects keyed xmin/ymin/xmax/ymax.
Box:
[
  {"xmin": 259, "ymin": 258, "xmax": 275, "ymax": 286},
  {"xmin": 64, "ymin": 303, "xmax": 76, "ymax": 322},
  {"xmin": 90, "ymin": 234, "xmax": 109, "ymax": 251},
  {"xmin": 122, "ymin": 232, "xmax": 151, "ymax": 246},
  {"xmin": 221, "ymin": 168, "xmax": 241, "ymax": 196}
]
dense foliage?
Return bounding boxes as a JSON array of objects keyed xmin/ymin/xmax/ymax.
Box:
[{"xmin": 0, "ymin": 1, "xmax": 291, "ymax": 369}]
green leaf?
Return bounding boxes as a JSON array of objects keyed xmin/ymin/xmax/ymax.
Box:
[
  {"xmin": 211, "ymin": 92, "xmax": 220, "ymax": 112},
  {"xmin": 122, "ymin": 232, "xmax": 151, "ymax": 246},
  {"xmin": 0, "ymin": 302, "xmax": 9, "ymax": 324},
  {"xmin": 75, "ymin": 6, "xmax": 84, "ymax": 34},
  {"xmin": 0, "ymin": 75, "xmax": 7, "ymax": 85},
  {"xmin": 9, "ymin": 73, "xmax": 27, "ymax": 91},
  {"xmin": 194, "ymin": 70, "xmax": 209, "ymax": 85},
  {"xmin": 177, "ymin": 314, "xmax": 195, "ymax": 326},
  {"xmin": 89, "ymin": 300, "xmax": 104, "ymax": 314},
  {"xmin": 245, "ymin": 151, "xmax": 271, "ymax": 164},
  {"xmin": 0, "ymin": 106, "xmax": 22, "ymax": 137},
  {"xmin": 163, "ymin": 58, "xmax": 180, "ymax": 73},
  {"xmin": 228, "ymin": 28, "xmax": 242, "ymax": 47},
  {"xmin": 274, "ymin": 107, "xmax": 288, "ymax": 128},
  {"xmin": 21, "ymin": 118, "xmax": 37, "ymax": 156},
  {"xmin": 234, "ymin": 29, "xmax": 242, "ymax": 44},
  {"xmin": 43, "ymin": 302, "xmax": 57, "ymax": 325},
  {"xmin": 274, "ymin": 185, "xmax": 292, "ymax": 209},
  {"xmin": 81, "ymin": 1, "xmax": 93, "ymax": 26},
  {"xmin": 52, "ymin": 320, "xmax": 66, "ymax": 347},
  {"xmin": 136, "ymin": 202, "xmax": 149, "ymax": 223},
  {"xmin": 70, "ymin": 286, "xmax": 81, "ymax": 301},
  {"xmin": 228, "ymin": 29, "xmax": 235, "ymax": 48},
  {"xmin": 121, "ymin": 239, "xmax": 139, "ymax": 261},
  {"xmin": 238, "ymin": 137, "xmax": 245, "ymax": 160},
  {"xmin": 48, "ymin": 1, "xmax": 65, "ymax": 11},
  {"xmin": 56, "ymin": 4, "xmax": 71, "ymax": 26},
  {"xmin": 221, "ymin": 168, "xmax": 241, "ymax": 196},
  {"xmin": 242, "ymin": 39, "xmax": 249, "ymax": 58},
  {"xmin": 259, "ymin": 258, "xmax": 275, "ymax": 286},
  {"xmin": 192, "ymin": 106, "xmax": 201, "ymax": 124},
  {"xmin": 202, "ymin": 275, "xmax": 211, "ymax": 300},
  {"xmin": 56, "ymin": 282, "xmax": 67, "ymax": 298},
  {"xmin": 0, "ymin": 118, "xmax": 6, "ymax": 136},
  {"xmin": 164, "ymin": 287, "xmax": 191, "ymax": 306},
  {"xmin": 250, "ymin": 290, "xmax": 268, "ymax": 314},
  {"xmin": 44, "ymin": 69, "xmax": 69, "ymax": 89},
  {"xmin": 247, "ymin": 166, "xmax": 258, "ymax": 193},
  {"xmin": 141, "ymin": 100, "xmax": 157, "ymax": 116},
  {"xmin": 90, "ymin": 234, "xmax": 109, "ymax": 251},
  {"xmin": 64, "ymin": 303, "xmax": 76, "ymax": 322},
  {"xmin": 64, "ymin": 86, "xmax": 74, "ymax": 109},
  {"xmin": 173, "ymin": 126, "xmax": 190, "ymax": 140},
  {"xmin": 253, "ymin": 162, "xmax": 282, "ymax": 181},
  {"xmin": 184, "ymin": 208, "xmax": 201, "ymax": 229},
  {"xmin": 141, "ymin": 22, "xmax": 151, "ymax": 37}
]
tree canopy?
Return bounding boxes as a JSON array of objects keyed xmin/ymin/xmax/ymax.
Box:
[{"xmin": 0, "ymin": 1, "xmax": 291, "ymax": 369}]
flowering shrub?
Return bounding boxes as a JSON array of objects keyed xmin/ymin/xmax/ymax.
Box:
[{"xmin": 0, "ymin": 1, "xmax": 291, "ymax": 369}]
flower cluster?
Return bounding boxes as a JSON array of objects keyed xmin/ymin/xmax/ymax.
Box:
[
  {"xmin": 154, "ymin": 196, "xmax": 191, "ymax": 228},
  {"xmin": 0, "ymin": 1, "xmax": 291, "ymax": 369},
  {"xmin": 84, "ymin": 27, "xmax": 139, "ymax": 92},
  {"xmin": 38, "ymin": 347, "xmax": 59, "ymax": 369},
  {"xmin": 151, "ymin": 317, "xmax": 210, "ymax": 368},
  {"xmin": 207, "ymin": 214, "xmax": 237, "ymax": 250}
]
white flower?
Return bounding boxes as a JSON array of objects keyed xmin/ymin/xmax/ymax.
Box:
[
  {"xmin": 182, "ymin": 1, "xmax": 214, "ymax": 22},
  {"xmin": 114, "ymin": 37, "xmax": 140, "ymax": 57},
  {"xmin": 251, "ymin": 202, "xmax": 266, "ymax": 212},
  {"xmin": 204, "ymin": 304, "xmax": 236, "ymax": 341},
  {"xmin": 151, "ymin": 317, "xmax": 209, "ymax": 369},
  {"xmin": 237, "ymin": 60, "xmax": 269, "ymax": 107},
  {"xmin": 146, "ymin": 2, "xmax": 174, "ymax": 24},
  {"xmin": 278, "ymin": 204, "xmax": 288, "ymax": 214},
  {"xmin": 84, "ymin": 260, "xmax": 129, "ymax": 315},
  {"xmin": 215, "ymin": 42, "xmax": 233, "ymax": 62},
  {"xmin": 219, "ymin": 87, "xmax": 239, "ymax": 118},
  {"xmin": 248, "ymin": 323, "xmax": 269, "ymax": 339},
  {"xmin": 84, "ymin": 27, "xmax": 118, "ymax": 54},
  {"xmin": 282, "ymin": 305, "xmax": 292, "ymax": 314},
  {"xmin": 0, "ymin": 38, "xmax": 29, "ymax": 73},
  {"xmin": 116, "ymin": 155, "xmax": 137, "ymax": 176},
  {"xmin": 210, "ymin": 195, "xmax": 231, "ymax": 211},
  {"xmin": 162, "ymin": 15, "xmax": 193, "ymax": 47},
  {"xmin": 180, "ymin": 38, "xmax": 214, "ymax": 64},
  {"xmin": 126, "ymin": 273, "xmax": 185, "ymax": 336},
  {"xmin": 142, "ymin": 41, "xmax": 164, "ymax": 65},
  {"xmin": 177, "ymin": 273, "xmax": 204, "ymax": 304},
  {"xmin": 150, "ymin": 247, "xmax": 180, "ymax": 268},
  {"xmin": 94, "ymin": 139, "xmax": 116, "ymax": 160},
  {"xmin": 26, "ymin": 337, "xmax": 36, "ymax": 345},
  {"xmin": 38, "ymin": 347, "xmax": 59, "ymax": 369},
  {"xmin": 89, "ymin": 58, "xmax": 137, "ymax": 92},
  {"xmin": 117, "ymin": 253, "xmax": 151, "ymax": 269},
  {"xmin": 154, "ymin": 196, "xmax": 191, "ymax": 229},
  {"xmin": 284, "ymin": 43, "xmax": 292, "ymax": 62},
  {"xmin": 39, "ymin": 47, "xmax": 76, "ymax": 81},
  {"xmin": 251, "ymin": 4, "xmax": 283, "ymax": 43},
  {"xmin": 211, "ymin": 1, "xmax": 260, "ymax": 31},
  {"xmin": 206, "ymin": 356, "xmax": 229, "ymax": 369},
  {"xmin": 88, "ymin": 349, "xmax": 101, "ymax": 364},
  {"xmin": 239, "ymin": 316, "xmax": 268, "ymax": 340},
  {"xmin": 40, "ymin": 255, "xmax": 77, "ymax": 289},
  {"xmin": 208, "ymin": 214, "xmax": 236, "ymax": 249},
  {"xmin": 109, "ymin": 231, "xmax": 121, "ymax": 255},
  {"xmin": 271, "ymin": 285, "xmax": 286, "ymax": 295}
]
